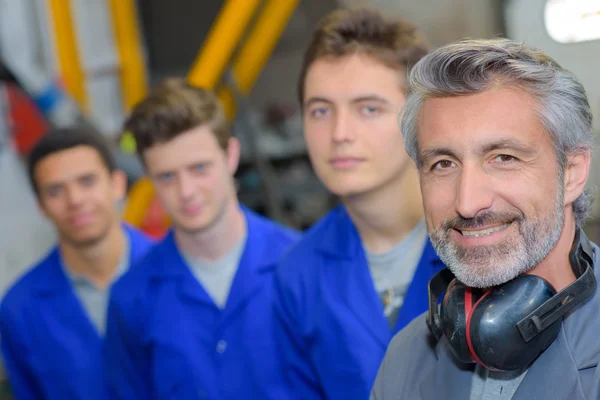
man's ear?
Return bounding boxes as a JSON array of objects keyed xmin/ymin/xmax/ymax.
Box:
[
  {"xmin": 226, "ymin": 137, "xmax": 241, "ymax": 175},
  {"xmin": 563, "ymin": 149, "xmax": 591, "ymax": 206}
]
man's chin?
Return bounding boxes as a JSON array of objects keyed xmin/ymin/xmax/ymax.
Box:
[
  {"xmin": 449, "ymin": 264, "xmax": 523, "ymax": 289},
  {"xmin": 177, "ymin": 221, "xmax": 212, "ymax": 236},
  {"xmin": 66, "ymin": 234, "xmax": 105, "ymax": 249}
]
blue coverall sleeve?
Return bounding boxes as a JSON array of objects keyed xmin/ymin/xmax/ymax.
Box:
[
  {"xmin": 104, "ymin": 294, "xmax": 151, "ymax": 400},
  {"xmin": 0, "ymin": 308, "xmax": 43, "ymax": 400},
  {"xmin": 273, "ymin": 271, "xmax": 324, "ymax": 400}
]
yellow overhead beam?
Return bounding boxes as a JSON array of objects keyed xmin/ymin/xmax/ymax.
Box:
[
  {"xmin": 108, "ymin": 0, "xmax": 148, "ymax": 111},
  {"xmin": 217, "ymin": 0, "xmax": 300, "ymax": 118},
  {"xmin": 187, "ymin": 0, "xmax": 263, "ymax": 89},
  {"xmin": 47, "ymin": 0, "xmax": 88, "ymax": 111},
  {"xmin": 232, "ymin": 0, "xmax": 300, "ymax": 95},
  {"xmin": 217, "ymin": 88, "xmax": 237, "ymax": 120},
  {"xmin": 123, "ymin": 175, "xmax": 155, "ymax": 227}
]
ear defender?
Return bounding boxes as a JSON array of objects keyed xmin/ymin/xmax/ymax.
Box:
[
  {"xmin": 439, "ymin": 279, "xmax": 482, "ymax": 364},
  {"xmin": 441, "ymin": 275, "xmax": 559, "ymax": 371}
]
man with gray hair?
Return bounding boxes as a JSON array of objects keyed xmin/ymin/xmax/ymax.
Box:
[{"xmin": 370, "ymin": 38, "xmax": 600, "ymax": 399}]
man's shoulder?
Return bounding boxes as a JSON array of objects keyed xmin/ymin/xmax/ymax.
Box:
[
  {"xmin": 244, "ymin": 207, "xmax": 301, "ymax": 248},
  {"xmin": 110, "ymin": 237, "xmax": 169, "ymax": 303},
  {"xmin": 122, "ymin": 223, "xmax": 155, "ymax": 257},
  {"xmin": 387, "ymin": 313, "xmax": 438, "ymax": 361},
  {"xmin": 277, "ymin": 206, "xmax": 345, "ymax": 266},
  {"xmin": 0, "ymin": 247, "xmax": 60, "ymax": 319},
  {"xmin": 371, "ymin": 314, "xmax": 442, "ymax": 400},
  {"xmin": 562, "ymin": 240, "xmax": 600, "ymax": 369},
  {"xmin": 272, "ymin": 207, "xmax": 351, "ymax": 315}
]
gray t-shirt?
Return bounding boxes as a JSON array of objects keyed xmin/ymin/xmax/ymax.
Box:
[
  {"xmin": 365, "ymin": 219, "xmax": 428, "ymax": 329},
  {"xmin": 62, "ymin": 236, "xmax": 130, "ymax": 335},
  {"xmin": 470, "ymin": 364, "xmax": 528, "ymax": 400},
  {"xmin": 182, "ymin": 232, "xmax": 247, "ymax": 309}
]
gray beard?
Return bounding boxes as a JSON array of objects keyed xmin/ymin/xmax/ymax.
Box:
[{"xmin": 429, "ymin": 192, "xmax": 564, "ymax": 288}]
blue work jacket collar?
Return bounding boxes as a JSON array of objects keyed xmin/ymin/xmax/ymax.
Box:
[
  {"xmin": 315, "ymin": 206, "xmax": 443, "ymax": 346},
  {"xmin": 148, "ymin": 206, "xmax": 279, "ymax": 277},
  {"xmin": 31, "ymin": 248, "xmax": 72, "ymax": 296},
  {"xmin": 315, "ymin": 205, "xmax": 362, "ymax": 260},
  {"xmin": 31, "ymin": 224, "xmax": 142, "ymax": 296},
  {"xmin": 147, "ymin": 206, "xmax": 279, "ymax": 319},
  {"xmin": 315, "ymin": 205, "xmax": 442, "ymax": 266}
]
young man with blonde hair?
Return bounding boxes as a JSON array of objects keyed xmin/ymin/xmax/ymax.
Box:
[
  {"xmin": 273, "ymin": 8, "xmax": 443, "ymax": 400},
  {"xmin": 104, "ymin": 79, "xmax": 300, "ymax": 399}
]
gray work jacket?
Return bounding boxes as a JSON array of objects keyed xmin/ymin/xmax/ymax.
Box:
[{"xmin": 371, "ymin": 243, "xmax": 600, "ymax": 400}]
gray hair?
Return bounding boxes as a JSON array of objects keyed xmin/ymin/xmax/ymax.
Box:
[{"xmin": 401, "ymin": 38, "xmax": 595, "ymax": 226}]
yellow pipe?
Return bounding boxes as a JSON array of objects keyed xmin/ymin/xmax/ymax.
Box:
[
  {"xmin": 217, "ymin": 87, "xmax": 237, "ymax": 120},
  {"xmin": 231, "ymin": 0, "xmax": 300, "ymax": 95},
  {"xmin": 215, "ymin": 0, "xmax": 299, "ymax": 120},
  {"xmin": 187, "ymin": 0, "xmax": 262, "ymax": 89},
  {"xmin": 107, "ymin": 0, "xmax": 148, "ymax": 110},
  {"xmin": 123, "ymin": 177, "xmax": 155, "ymax": 226},
  {"xmin": 47, "ymin": 0, "xmax": 88, "ymax": 111}
]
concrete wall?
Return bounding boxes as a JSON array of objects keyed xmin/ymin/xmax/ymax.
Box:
[{"xmin": 339, "ymin": 0, "xmax": 504, "ymax": 46}]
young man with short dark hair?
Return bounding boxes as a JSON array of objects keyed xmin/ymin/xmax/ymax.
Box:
[{"xmin": 0, "ymin": 126, "xmax": 154, "ymax": 400}]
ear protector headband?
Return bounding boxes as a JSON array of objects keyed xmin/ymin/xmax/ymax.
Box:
[{"xmin": 426, "ymin": 228, "xmax": 596, "ymax": 372}]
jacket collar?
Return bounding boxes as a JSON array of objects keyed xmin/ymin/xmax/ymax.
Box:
[
  {"xmin": 146, "ymin": 207, "xmax": 281, "ymax": 317},
  {"xmin": 420, "ymin": 324, "xmax": 593, "ymax": 400},
  {"xmin": 147, "ymin": 206, "xmax": 278, "ymax": 279},
  {"xmin": 315, "ymin": 205, "xmax": 361, "ymax": 260},
  {"xmin": 32, "ymin": 248, "xmax": 72, "ymax": 295},
  {"xmin": 33, "ymin": 224, "xmax": 145, "ymax": 295}
]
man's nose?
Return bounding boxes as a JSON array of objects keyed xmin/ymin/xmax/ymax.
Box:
[
  {"xmin": 176, "ymin": 174, "xmax": 196, "ymax": 201},
  {"xmin": 331, "ymin": 109, "xmax": 356, "ymax": 144},
  {"xmin": 455, "ymin": 164, "xmax": 494, "ymax": 219}
]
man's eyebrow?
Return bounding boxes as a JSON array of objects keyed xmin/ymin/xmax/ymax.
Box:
[
  {"xmin": 303, "ymin": 97, "xmax": 332, "ymax": 108},
  {"xmin": 41, "ymin": 170, "xmax": 97, "ymax": 187},
  {"xmin": 304, "ymin": 94, "xmax": 390, "ymax": 109},
  {"xmin": 418, "ymin": 147, "xmax": 459, "ymax": 167},
  {"xmin": 418, "ymin": 137, "xmax": 536, "ymax": 166},
  {"xmin": 350, "ymin": 95, "xmax": 389, "ymax": 104},
  {"xmin": 479, "ymin": 138, "xmax": 536, "ymax": 155}
]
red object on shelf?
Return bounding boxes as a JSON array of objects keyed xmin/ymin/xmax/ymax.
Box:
[
  {"xmin": 140, "ymin": 195, "xmax": 170, "ymax": 239},
  {"xmin": 5, "ymin": 83, "xmax": 49, "ymax": 155}
]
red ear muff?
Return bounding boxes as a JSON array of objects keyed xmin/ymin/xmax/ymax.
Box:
[
  {"xmin": 440, "ymin": 279, "xmax": 482, "ymax": 364},
  {"xmin": 464, "ymin": 288, "xmax": 493, "ymax": 369}
]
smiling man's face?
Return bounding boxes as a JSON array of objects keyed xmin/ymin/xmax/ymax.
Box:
[{"xmin": 417, "ymin": 86, "xmax": 565, "ymax": 288}]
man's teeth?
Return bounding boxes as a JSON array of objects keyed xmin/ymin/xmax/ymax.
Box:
[{"xmin": 461, "ymin": 223, "xmax": 510, "ymax": 237}]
